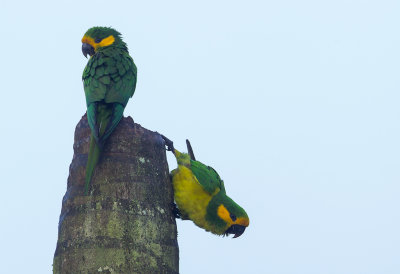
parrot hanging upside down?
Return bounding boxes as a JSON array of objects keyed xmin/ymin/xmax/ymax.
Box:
[
  {"xmin": 161, "ymin": 135, "xmax": 250, "ymax": 238},
  {"xmin": 81, "ymin": 27, "xmax": 137, "ymax": 195}
]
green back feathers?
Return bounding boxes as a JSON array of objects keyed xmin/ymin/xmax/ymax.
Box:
[
  {"xmin": 189, "ymin": 160, "xmax": 225, "ymax": 194},
  {"xmin": 174, "ymin": 149, "xmax": 225, "ymax": 194},
  {"xmin": 82, "ymin": 47, "xmax": 137, "ymax": 106}
]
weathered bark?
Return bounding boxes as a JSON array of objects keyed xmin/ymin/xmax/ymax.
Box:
[{"xmin": 53, "ymin": 114, "xmax": 179, "ymax": 274}]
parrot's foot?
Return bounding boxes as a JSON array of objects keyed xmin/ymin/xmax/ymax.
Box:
[
  {"xmin": 160, "ymin": 134, "xmax": 174, "ymax": 152},
  {"xmin": 171, "ymin": 202, "xmax": 181, "ymax": 219}
]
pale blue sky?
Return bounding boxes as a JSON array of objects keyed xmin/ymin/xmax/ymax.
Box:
[{"xmin": 1, "ymin": 0, "xmax": 399, "ymax": 273}]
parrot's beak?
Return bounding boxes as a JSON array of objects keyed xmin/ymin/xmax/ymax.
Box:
[
  {"xmin": 225, "ymin": 224, "xmax": 246, "ymax": 238},
  {"xmin": 82, "ymin": 43, "xmax": 95, "ymax": 58}
]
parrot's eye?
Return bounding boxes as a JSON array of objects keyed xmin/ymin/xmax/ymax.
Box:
[
  {"xmin": 230, "ymin": 213, "xmax": 237, "ymax": 222},
  {"xmin": 95, "ymin": 38, "xmax": 102, "ymax": 43}
]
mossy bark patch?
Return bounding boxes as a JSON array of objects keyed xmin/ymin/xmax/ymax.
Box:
[{"xmin": 53, "ymin": 114, "xmax": 179, "ymax": 274}]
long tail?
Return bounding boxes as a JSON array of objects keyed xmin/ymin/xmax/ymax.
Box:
[
  {"xmin": 186, "ymin": 139, "xmax": 196, "ymax": 161},
  {"xmin": 84, "ymin": 103, "xmax": 119, "ymax": 195},
  {"xmin": 84, "ymin": 134, "xmax": 101, "ymax": 195}
]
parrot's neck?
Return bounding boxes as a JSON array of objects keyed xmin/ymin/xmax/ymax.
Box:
[
  {"xmin": 174, "ymin": 150, "xmax": 191, "ymax": 167},
  {"xmin": 205, "ymin": 192, "xmax": 230, "ymax": 234}
]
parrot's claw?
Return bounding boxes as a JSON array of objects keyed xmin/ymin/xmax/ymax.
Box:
[
  {"xmin": 160, "ymin": 134, "xmax": 174, "ymax": 152},
  {"xmin": 171, "ymin": 202, "xmax": 181, "ymax": 219}
]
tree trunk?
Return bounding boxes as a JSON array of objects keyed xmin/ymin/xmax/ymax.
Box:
[{"xmin": 53, "ymin": 114, "xmax": 179, "ymax": 274}]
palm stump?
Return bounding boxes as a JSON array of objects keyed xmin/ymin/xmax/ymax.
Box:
[{"xmin": 53, "ymin": 114, "xmax": 179, "ymax": 273}]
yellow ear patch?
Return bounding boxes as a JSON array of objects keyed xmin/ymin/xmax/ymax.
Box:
[
  {"xmin": 97, "ymin": 35, "xmax": 115, "ymax": 48},
  {"xmin": 217, "ymin": 204, "xmax": 250, "ymax": 227},
  {"xmin": 217, "ymin": 204, "xmax": 232, "ymax": 224},
  {"xmin": 81, "ymin": 35, "xmax": 115, "ymax": 51}
]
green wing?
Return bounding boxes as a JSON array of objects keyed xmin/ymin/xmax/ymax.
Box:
[
  {"xmin": 190, "ymin": 160, "xmax": 226, "ymax": 195},
  {"xmin": 82, "ymin": 49, "xmax": 137, "ymax": 145},
  {"xmin": 83, "ymin": 49, "xmax": 137, "ymax": 106},
  {"xmin": 104, "ymin": 52, "xmax": 137, "ymax": 105}
]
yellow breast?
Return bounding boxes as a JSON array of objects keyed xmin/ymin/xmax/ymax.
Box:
[{"xmin": 172, "ymin": 165, "xmax": 216, "ymax": 231}]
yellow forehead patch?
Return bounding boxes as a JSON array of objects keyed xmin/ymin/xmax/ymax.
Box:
[
  {"xmin": 217, "ymin": 204, "xmax": 249, "ymax": 227},
  {"xmin": 81, "ymin": 35, "xmax": 115, "ymax": 50}
]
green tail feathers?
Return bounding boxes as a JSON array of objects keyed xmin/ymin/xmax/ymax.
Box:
[
  {"xmin": 84, "ymin": 134, "xmax": 101, "ymax": 195},
  {"xmin": 84, "ymin": 103, "xmax": 123, "ymax": 195}
]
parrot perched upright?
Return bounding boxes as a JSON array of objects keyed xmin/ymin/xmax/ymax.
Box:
[
  {"xmin": 81, "ymin": 27, "xmax": 137, "ymax": 195},
  {"xmin": 161, "ymin": 136, "xmax": 249, "ymax": 238}
]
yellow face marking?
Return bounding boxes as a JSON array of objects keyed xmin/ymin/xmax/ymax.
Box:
[
  {"xmin": 236, "ymin": 216, "xmax": 250, "ymax": 227},
  {"xmin": 81, "ymin": 35, "xmax": 115, "ymax": 51},
  {"xmin": 217, "ymin": 204, "xmax": 232, "ymax": 224},
  {"xmin": 217, "ymin": 204, "xmax": 249, "ymax": 227}
]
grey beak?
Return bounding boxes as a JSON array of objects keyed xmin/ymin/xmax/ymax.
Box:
[{"xmin": 82, "ymin": 43, "xmax": 95, "ymax": 58}]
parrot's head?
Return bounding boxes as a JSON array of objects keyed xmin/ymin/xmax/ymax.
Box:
[
  {"xmin": 206, "ymin": 191, "xmax": 249, "ymax": 238},
  {"xmin": 81, "ymin": 26, "xmax": 128, "ymax": 58}
]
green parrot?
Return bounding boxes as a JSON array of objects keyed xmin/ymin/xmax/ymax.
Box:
[
  {"xmin": 161, "ymin": 136, "xmax": 249, "ymax": 238},
  {"xmin": 81, "ymin": 27, "xmax": 137, "ymax": 195}
]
